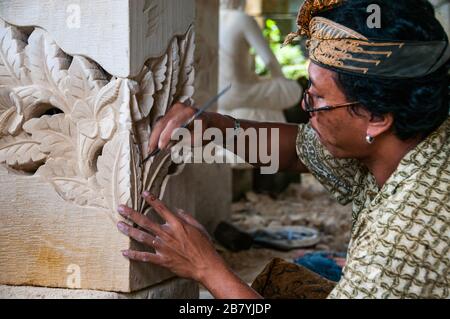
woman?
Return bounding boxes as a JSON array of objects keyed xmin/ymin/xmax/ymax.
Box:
[{"xmin": 116, "ymin": 0, "xmax": 449, "ymax": 298}]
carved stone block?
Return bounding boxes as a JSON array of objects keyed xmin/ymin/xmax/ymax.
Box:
[
  {"xmin": 0, "ymin": 0, "xmax": 196, "ymax": 293},
  {"xmin": 0, "ymin": 278, "xmax": 199, "ymax": 299},
  {"xmin": 193, "ymin": 0, "xmax": 232, "ymax": 234}
]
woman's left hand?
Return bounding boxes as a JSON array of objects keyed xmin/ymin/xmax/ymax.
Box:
[{"xmin": 116, "ymin": 191, "xmax": 224, "ymax": 282}]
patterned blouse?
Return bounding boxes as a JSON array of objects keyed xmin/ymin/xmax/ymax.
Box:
[{"xmin": 296, "ymin": 118, "xmax": 449, "ymax": 299}]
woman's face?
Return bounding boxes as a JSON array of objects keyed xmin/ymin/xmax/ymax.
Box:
[{"xmin": 304, "ymin": 63, "xmax": 371, "ymax": 159}]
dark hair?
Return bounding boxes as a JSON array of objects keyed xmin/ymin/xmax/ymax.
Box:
[{"xmin": 318, "ymin": 0, "xmax": 449, "ymax": 140}]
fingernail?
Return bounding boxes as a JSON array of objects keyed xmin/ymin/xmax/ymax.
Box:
[
  {"xmin": 117, "ymin": 222, "xmax": 127, "ymax": 233},
  {"xmin": 117, "ymin": 205, "xmax": 125, "ymax": 213},
  {"xmin": 142, "ymin": 191, "xmax": 157, "ymax": 201},
  {"xmin": 121, "ymin": 250, "xmax": 129, "ymax": 256}
]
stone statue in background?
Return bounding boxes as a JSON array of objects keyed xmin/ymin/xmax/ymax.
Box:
[{"xmin": 218, "ymin": 0, "xmax": 302, "ymax": 122}]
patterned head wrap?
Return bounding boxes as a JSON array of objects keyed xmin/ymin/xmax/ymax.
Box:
[{"xmin": 284, "ymin": 0, "xmax": 450, "ymax": 78}]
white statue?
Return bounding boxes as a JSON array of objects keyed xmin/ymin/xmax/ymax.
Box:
[{"xmin": 218, "ymin": 0, "xmax": 302, "ymax": 122}]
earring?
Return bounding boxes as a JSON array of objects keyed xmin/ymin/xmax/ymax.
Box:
[{"xmin": 366, "ymin": 134, "xmax": 374, "ymax": 144}]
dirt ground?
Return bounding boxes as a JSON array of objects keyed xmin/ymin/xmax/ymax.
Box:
[{"xmin": 216, "ymin": 174, "xmax": 352, "ymax": 284}]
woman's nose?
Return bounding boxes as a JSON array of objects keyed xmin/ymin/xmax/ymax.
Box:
[{"xmin": 300, "ymin": 100, "xmax": 314, "ymax": 118}]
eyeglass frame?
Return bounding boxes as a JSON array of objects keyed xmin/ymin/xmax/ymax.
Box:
[{"xmin": 302, "ymin": 83, "xmax": 360, "ymax": 114}]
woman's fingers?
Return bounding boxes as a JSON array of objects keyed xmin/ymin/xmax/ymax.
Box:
[
  {"xmin": 122, "ymin": 249, "xmax": 161, "ymax": 264},
  {"xmin": 117, "ymin": 221, "xmax": 156, "ymax": 247},
  {"xmin": 176, "ymin": 209, "xmax": 197, "ymax": 226},
  {"xmin": 147, "ymin": 103, "xmax": 196, "ymax": 153},
  {"xmin": 147, "ymin": 115, "xmax": 166, "ymax": 153},
  {"xmin": 116, "ymin": 198, "xmax": 221, "ymax": 281},
  {"xmin": 158, "ymin": 119, "xmax": 183, "ymax": 151},
  {"xmin": 117, "ymin": 205, "xmax": 164, "ymax": 237},
  {"xmin": 142, "ymin": 192, "xmax": 180, "ymax": 226},
  {"xmin": 176, "ymin": 209, "xmax": 212, "ymax": 241}
]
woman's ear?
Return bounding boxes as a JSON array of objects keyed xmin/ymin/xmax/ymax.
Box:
[{"xmin": 366, "ymin": 113, "xmax": 394, "ymax": 138}]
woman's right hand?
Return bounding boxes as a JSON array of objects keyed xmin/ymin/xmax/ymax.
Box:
[{"xmin": 147, "ymin": 102, "xmax": 209, "ymax": 154}]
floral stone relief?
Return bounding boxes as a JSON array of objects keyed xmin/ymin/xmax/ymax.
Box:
[{"xmin": 0, "ymin": 19, "xmax": 195, "ymax": 221}]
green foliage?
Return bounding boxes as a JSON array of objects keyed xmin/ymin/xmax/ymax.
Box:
[{"xmin": 253, "ymin": 19, "xmax": 309, "ymax": 80}]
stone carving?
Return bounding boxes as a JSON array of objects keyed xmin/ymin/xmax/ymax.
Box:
[
  {"xmin": 218, "ymin": 0, "xmax": 302, "ymax": 122},
  {"xmin": 144, "ymin": 1, "xmax": 162, "ymax": 38},
  {"xmin": 0, "ymin": 19, "xmax": 195, "ymax": 221},
  {"xmin": 0, "ymin": 0, "xmax": 195, "ymax": 78}
]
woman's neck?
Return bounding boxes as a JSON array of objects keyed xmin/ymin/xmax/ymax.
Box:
[{"xmin": 361, "ymin": 135, "xmax": 422, "ymax": 188}]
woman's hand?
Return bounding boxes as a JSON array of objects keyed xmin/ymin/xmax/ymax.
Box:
[
  {"xmin": 116, "ymin": 191, "xmax": 225, "ymax": 282},
  {"xmin": 148, "ymin": 102, "xmax": 207, "ymax": 154}
]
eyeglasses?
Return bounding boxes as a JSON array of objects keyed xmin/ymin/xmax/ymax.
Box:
[{"xmin": 302, "ymin": 83, "xmax": 360, "ymax": 114}]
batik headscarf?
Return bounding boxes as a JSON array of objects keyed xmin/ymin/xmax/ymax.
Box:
[{"xmin": 284, "ymin": 0, "xmax": 450, "ymax": 78}]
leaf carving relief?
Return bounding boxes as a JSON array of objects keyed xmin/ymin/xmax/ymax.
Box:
[
  {"xmin": 0, "ymin": 19, "xmax": 195, "ymax": 220},
  {"xmin": 144, "ymin": 0, "xmax": 163, "ymax": 38}
]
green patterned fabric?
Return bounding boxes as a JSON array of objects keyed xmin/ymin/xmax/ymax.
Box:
[{"xmin": 296, "ymin": 118, "xmax": 450, "ymax": 299}]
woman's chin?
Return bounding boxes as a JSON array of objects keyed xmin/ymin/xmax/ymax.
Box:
[{"xmin": 321, "ymin": 141, "xmax": 350, "ymax": 158}]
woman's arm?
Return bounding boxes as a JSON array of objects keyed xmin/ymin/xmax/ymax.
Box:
[
  {"xmin": 200, "ymin": 260, "xmax": 262, "ymax": 299},
  {"xmin": 148, "ymin": 103, "xmax": 308, "ymax": 173}
]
